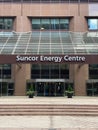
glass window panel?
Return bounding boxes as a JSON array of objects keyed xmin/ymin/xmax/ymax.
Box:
[
  {"xmin": 88, "ymin": 19, "xmax": 98, "ymax": 30},
  {"xmin": 41, "ymin": 19, "xmax": 50, "ymax": 30},
  {"xmin": 51, "ymin": 19, "xmax": 59, "ymax": 30},
  {"xmin": 89, "ymin": 64, "xmax": 98, "ymax": 79},
  {"xmin": 31, "ymin": 64, "xmax": 69, "ymax": 79},
  {"xmin": 2, "ymin": 82, "xmax": 7, "ymax": 96},
  {"xmin": 4, "ymin": 19, "xmax": 8, "ymax": 29},
  {"xmin": 0, "ymin": 19, "xmax": 3, "ymax": 29},
  {"xmin": 32, "ymin": 19, "xmax": 41, "ymax": 29},
  {"xmin": 0, "ymin": 64, "xmax": 11, "ymax": 79},
  {"xmin": 31, "ymin": 18, "xmax": 70, "ymax": 30},
  {"xmin": 6, "ymin": 19, "xmax": 13, "ymax": 29},
  {"xmin": 0, "ymin": 18, "xmax": 13, "ymax": 30},
  {"xmin": 60, "ymin": 19, "xmax": 69, "ymax": 30}
]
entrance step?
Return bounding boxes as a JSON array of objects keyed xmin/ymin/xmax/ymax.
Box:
[{"xmin": 0, "ymin": 104, "xmax": 98, "ymax": 116}]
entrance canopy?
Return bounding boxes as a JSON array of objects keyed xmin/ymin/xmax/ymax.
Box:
[
  {"xmin": 0, "ymin": 31, "xmax": 98, "ymax": 64},
  {"xmin": 0, "ymin": 31, "xmax": 98, "ymax": 55}
]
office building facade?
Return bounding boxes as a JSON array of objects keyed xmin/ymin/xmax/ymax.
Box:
[{"xmin": 0, "ymin": 0, "xmax": 98, "ymax": 96}]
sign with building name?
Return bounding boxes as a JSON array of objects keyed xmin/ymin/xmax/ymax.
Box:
[
  {"xmin": 16, "ymin": 55, "xmax": 86, "ymax": 63},
  {"xmin": 0, "ymin": 54, "xmax": 98, "ymax": 64}
]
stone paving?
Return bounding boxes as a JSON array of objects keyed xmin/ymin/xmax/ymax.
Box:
[
  {"xmin": 0, "ymin": 96, "xmax": 98, "ymax": 130},
  {"xmin": 0, "ymin": 116, "xmax": 98, "ymax": 129},
  {"xmin": 0, "ymin": 96, "xmax": 98, "ymax": 105},
  {"xmin": 0, "ymin": 129, "xmax": 98, "ymax": 130}
]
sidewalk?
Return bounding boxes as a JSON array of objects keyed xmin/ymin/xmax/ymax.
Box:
[
  {"xmin": 0, "ymin": 116, "xmax": 98, "ymax": 129},
  {"xmin": 0, "ymin": 96, "xmax": 98, "ymax": 129},
  {"xmin": 0, "ymin": 96, "xmax": 98, "ymax": 105}
]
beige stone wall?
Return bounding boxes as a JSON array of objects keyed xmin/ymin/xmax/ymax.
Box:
[{"xmin": 0, "ymin": 3, "xmax": 89, "ymax": 32}]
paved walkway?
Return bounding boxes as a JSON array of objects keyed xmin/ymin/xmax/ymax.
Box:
[
  {"xmin": 0, "ymin": 96, "xmax": 98, "ymax": 129},
  {"xmin": 0, "ymin": 96, "xmax": 98, "ymax": 105}
]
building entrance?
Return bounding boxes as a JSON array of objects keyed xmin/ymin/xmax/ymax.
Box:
[
  {"xmin": 27, "ymin": 80, "xmax": 73, "ymax": 97},
  {"xmin": 36, "ymin": 82, "xmax": 64, "ymax": 96}
]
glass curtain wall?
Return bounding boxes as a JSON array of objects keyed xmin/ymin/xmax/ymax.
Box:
[
  {"xmin": 32, "ymin": 18, "xmax": 70, "ymax": 30},
  {"xmin": 30, "ymin": 64, "xmax": 70, "ymax": 96},
  {"xmin": 0, "ymin": 64, "xmax": 11, "ymax": 79},
  {"xmin": 86, "ymin": 64, "xmax": 98, "ymax": 96},
  {"xmin": 89, "ymin": 64, "xmax": 98, "ymax": 79},
  {"xmin": 0, "ymin": 64, "xmax": 14, "ymax": 96},
  {"xmin": 0, "ymin": 18, "xmax": 13, "ymax": 30},
  {"xmin": 31, "ymin": 64, "xmax": 69, "ymax": 79},
  {"xmin": 27, "ymin": 82, "xmax": 73, "ymax": 96}
]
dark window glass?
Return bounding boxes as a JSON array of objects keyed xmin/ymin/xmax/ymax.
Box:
[
  {"xmin": 31, "ymin": 64, "xmax": 69, "ymax": 79},
  {"xmin": 32, "ymin": 18, "xmax": 70, "ymax": 30},
  {"xmin": 31, "ymin": 64, "xmax": 40, "ymax": 79},
  {"xmin": 60, "ymin": 19, "xmax": 69, "ymax": 30},
  {"xmin": 0, "ymin": 64, "xmax": 11, "ymax": 79},
  {"xmin": 89, "ymin": 64, "xmax": 98, "ymax": 79},
  {"xmin": 0, "ymin": 19, "xmax": 3, "ymax": 29},
  {"xmin": 87, "ymin": 82, "xmax": 98, "ymax": 96},
  {"xmin": 0, "ymin": 18, "xmax": 13, "ymax": 30},
  {"xmin": 41, "ymin": 19, "xmax": 50, "ymax": 30},
  {"xmin": 51, "ymin": 19, "xmax": 59, "ymax": 29},
  {"xmin": 32, "ymin": 19, "xmax": 40, "ymax": 29}
]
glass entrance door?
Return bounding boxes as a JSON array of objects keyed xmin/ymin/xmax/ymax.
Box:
[
  {"xmin": 45, "ymin": 82, "xmax": 55, "ymax": 96},
  {"xmin": 36, "ymin": 82, "xmax": 64, "ymax": 96}
]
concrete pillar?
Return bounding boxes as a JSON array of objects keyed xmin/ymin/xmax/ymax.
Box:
[
  {"xmin": 12, "ymin": 64, "xmax": 30, "ymax": 96},
  {"xmin": 70, "ymin": 64, "xmax": 88, "ymax": 96},
  {"xmin": 15, "ymin": 16, "xmax": 31, "ymax": 32}
]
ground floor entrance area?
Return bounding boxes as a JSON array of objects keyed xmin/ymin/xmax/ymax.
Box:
[
  {"xmin": 27, "ymin": 80, "xmax": 73, "ymax": 97},
  {"xmin": 36, "ymin": 82, "xmax": 64, "ymax": 96},
  {"xmin": 27, "ymin": 79, "xmax": 98, "ymax": 97}
]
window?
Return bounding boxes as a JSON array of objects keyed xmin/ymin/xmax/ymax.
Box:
[
  {"xmin": 41, "ymin": 19, "xmax": 50, "ymax": 29},
  {"xmin": 86, "ymin": 82, "xmax": 98, "ymax": 96},
  {"xmin": 51, "ymin": 19, "xmax": 59, "ymax": 29},
  {"xmin": 0, "ymin": 64, "xmax": 11, "ymax": 79},
  {"xmin": 89, "ymin": 64, "xmax": 98, "ymax": 79},
  {"xmin": 0, "ymin": 18, "xmax": 13, "ymax": 30},
  {"xmin": 60, "ymin": 19, "xmax": 69, "ymax": 30},
  {"xmin": 31, "ymin": 18, "xmax": 70, "ymax": 30},
  {"xmin": 32, "ymin": 19, "xmax": 40, "ymax": 29},
  {"xmin": 88, "ymin": 19, "xmax": 98, "ymax": 30},
  {"xmin": 31, "ymin": 64, "xmax": 69, "ymax": 79}
]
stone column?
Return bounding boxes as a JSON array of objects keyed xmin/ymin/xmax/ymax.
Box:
[
  {"xmin": 12, "ymin": 64, "xmax": 30, "ymax": 96},
  {"xmin": 70, "ymin": 64, "xmax": 88, "ymax": 96},
  {"xmin": 15, "ymin": 16, "xmax": 31, "ymax": 32}
]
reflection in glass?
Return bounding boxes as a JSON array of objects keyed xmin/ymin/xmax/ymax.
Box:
[
  {"xmin": 31, "ymin": 64, "xmax": 69, "ymax": 79},
  {"xmin": 88, "ymin": 19, "xmax": 98, "ymax": 30},
  {"xmin": 41, "ymin": 19, "xmax": 50, "ymax": 29},
  {"xmin": 32, "ymin": 19, "xmax": 40, "ymax": 29},
  {"xmin": 32, "ymin": 18, "xmax": 70, "ymax": 30},
  {"xmin": 0, "ymin": 18, "xmax": 13, "ymax": 30},
  {"xmin": 51, "ymin": 19, "xmax": 59, "ymax": 29}
]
